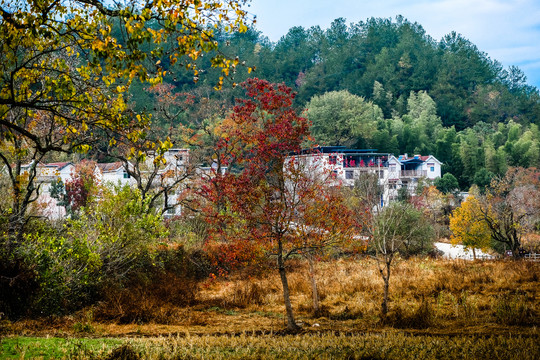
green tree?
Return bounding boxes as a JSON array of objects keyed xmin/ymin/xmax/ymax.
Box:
[
  {"xmin": 459, "ymin": 129, "xmax": 485, "ymax": 186},
  {"xmin": 305, "ymin": 90, "xmax": 382, "ymax": 147},
  {"xmin": 473, "ymin": 168, "xmax": 495, "ymax": 190},
  {"xmin": 372, "ymin": 202, "xmax": 434, "ymax": 315},
  {"xmin": 435, "ymin": 173, "xmax": 459, "ymax": 195}
]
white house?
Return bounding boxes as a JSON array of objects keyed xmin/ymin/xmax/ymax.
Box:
[
  {"xmin": 147, "ymin": 149, "xmax": 189, "ymax": 217},
  {"xmin": 387, "ymin": 154, "xmax": 442, "ymax": 200},
  {"xmin": 289, "ymin": 146, "xmax": 442, "ymax": 206},
  {"xmin": 96, "ymin": 162, "xmax": 134, "ymax": 187},
  {"xmin": 21, "ymin": 149, "xmax": 190, "ymax": 219},
  {"xmin": 21, "ymin": 162, "xmax": 75, "ymax": 219}
]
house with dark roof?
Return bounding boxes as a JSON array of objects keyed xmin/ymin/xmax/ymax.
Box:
[
  {"xmin": 289, "ymin": 146, "xmax": 442, "ymax": 205},
  {"xmin": 97, "ymin": 161, "xmax": 133, "ymax": 186}
]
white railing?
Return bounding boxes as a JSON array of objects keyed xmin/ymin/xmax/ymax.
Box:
[
  {"xmin": 401, "ymin": 170, "xmax": 427, "ymax": 177},
  {"xmin": 525, "ymin": 253, "xmax": 540, "ymax": 262}
]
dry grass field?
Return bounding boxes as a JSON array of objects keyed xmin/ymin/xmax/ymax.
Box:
[{"xmin": 1, "ymin": 257, "xmax": 539, "ymax": 359}]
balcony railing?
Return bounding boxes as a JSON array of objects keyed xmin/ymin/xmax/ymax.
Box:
[{"xmin": 401, "ymin": 170, "xmax": 427, "ymax": 177}]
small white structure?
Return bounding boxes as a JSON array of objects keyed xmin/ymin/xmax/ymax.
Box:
[
  {"xmin": 151, "ymin": 149, "xmax": 189, "ymax": 218},
  {"xmin": 34, "ymin": 162, "xmax": 75, "ymax": 219},
  {"xmin": 434, "ymin": 242, "xmax": 495, "ymax": 260}
]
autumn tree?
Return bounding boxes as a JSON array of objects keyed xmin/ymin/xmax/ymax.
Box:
[
  {"xmin": 104, "ymin": 133, "xmax": 193, "ymax": 216},
  {"xmin": 0, "ymin": 0, "xmax": 251, "ymax": 137},
  {"xmin": 0, "ymin": 109, "xmax": 95, "ymax": 241},
  {"xmin": 416, "ymin": 185, "xmax": 454, "ymax": 239},
  {"xmin": 0, "ymin": 0, "xmax": 250, "ymax": 238},
  {"xmin": 288, "ymin": 155, "xmax": 357, "ymax": 314},
  {"xmin": 200, "ymin": 79, "xmax": 357, "ymax": 331},
  {"xmin": 449, "ymin": 195, "xmax": 491, "ymax": 259},
  {"xmin": 478, "ymin": 167, "xmax": 540, "ymax": 257},
  {"xmin": 65, "ymin": 160, "xmax": 100, "ymax": 215}
]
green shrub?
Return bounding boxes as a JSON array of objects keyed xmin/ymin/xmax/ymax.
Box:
[
  {"xmin": 8, "ymin": 185, "xmax": 170, "ymax": 317},
  {"xmin": 66, "ymin": 185, "xmax": 168, "ymax": 284}
]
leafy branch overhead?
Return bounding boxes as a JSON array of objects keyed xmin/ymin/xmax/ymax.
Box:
[{"xmin": 0, "ymin": 0, "xmax": 251, "ymax": 153}]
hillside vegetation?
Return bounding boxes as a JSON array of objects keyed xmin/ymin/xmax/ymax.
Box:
[{"xmin": 132, "ymin": 16, "xmax": 540, "ymax": 188}]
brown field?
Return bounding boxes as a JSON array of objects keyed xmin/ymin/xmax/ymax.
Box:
[
  {"xmin": 1, "ymin": 257, "xmax": 538, "ymax": 359},
  {"xmin": 3, "ymin": 257, "xmax": 538, "ymax": 336}
]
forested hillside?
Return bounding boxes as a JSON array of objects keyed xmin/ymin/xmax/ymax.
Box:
[{"xmin": 135, "ymin": 16, "xmax": 540, "ymax": 189}]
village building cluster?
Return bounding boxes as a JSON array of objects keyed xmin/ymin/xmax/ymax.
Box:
[
  {"xmin": 22, "ymin": 147, "xmax": 442, "ymax": 219},
  {"xmin": 23, "ymin": 149, "xmax": 189, "ymax": 219}
]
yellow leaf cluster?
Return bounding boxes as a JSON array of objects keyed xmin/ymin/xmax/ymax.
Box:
[{"xmin": 449, "ymin": 195, "xmax": 491, "ymax": 251}]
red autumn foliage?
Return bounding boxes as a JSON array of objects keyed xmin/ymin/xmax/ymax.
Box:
[
  {"xmin": 198, "ymin": 78, "xmax": 357, "ymax": 331},
  {"xmin": 65, "ymin": 160, "xmax": 99, "ymax": 212}
]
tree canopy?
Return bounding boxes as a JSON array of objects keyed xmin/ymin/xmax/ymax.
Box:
[{"xmin": 0, "ymin": 0, "xmax": 251, "ymax": 238}]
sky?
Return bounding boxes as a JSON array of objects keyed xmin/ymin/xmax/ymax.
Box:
[{"xmin": 247, "ymin": 0, "xmax": 540, "ymax": 89}]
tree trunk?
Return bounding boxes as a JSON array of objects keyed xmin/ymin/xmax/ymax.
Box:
[
  {"xmin": 472, "ymin": 247, "xmax": 476, "ymax": 260},
  {"xmin": 307, "ymin": 254, "xmax": 320, "ymax": 313},
  {"xmin": 381, "ymin": 260, "xmax": 391, "ymax": 315},
  {"xmin": 511, "ymin": 232, "xmax": 522, "ymax": 259},
  {"xmin": 277, "ymin": 243, "xmax": 299, "ymax": 332}
]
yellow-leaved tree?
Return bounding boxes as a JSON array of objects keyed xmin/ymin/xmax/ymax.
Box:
[
  {"xmin": 0, "ymin": 0, "xmax": 250, "ymax": 239},
  {"xmin": 449, "ymin": 195, "xmax": 491, "ymax": 260}
]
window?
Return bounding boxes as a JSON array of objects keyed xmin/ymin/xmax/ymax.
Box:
[
  {"xmin": 345, "ymin": 170, "xmax": 354, "ymax": 179},
  {"xmin": 123, "ymin": 172, "xmax": 130, "ymax": 179},
  {"xmin": 430, "ymin": 166, "xmax": 435, "ymax": 172}
]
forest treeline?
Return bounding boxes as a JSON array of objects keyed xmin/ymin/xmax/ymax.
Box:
[{"xmin": 131, "ymin": 16, "xmax": 540, "ymax": 189}]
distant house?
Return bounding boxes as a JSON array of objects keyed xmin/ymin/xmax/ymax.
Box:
[
  {"xmin": 146, "ymin": 149, "xmax": 189, "ymax": 218},
  {"xmin": 388, "ymin": 154, "xmax": 442, "ymax": 198},
  {"xmin": 20, "ymin": 149, "xmax": 190, "ymax": 219},
  {"xmin": 97, "ymin": 162, "xmax": 133, "ymax": 186},
  {"xmin": 289, "ymin": 146, "xmax": 442, "ymax": 206},
  {"xmin": 25, "ymin": 162, "xmax": 75, "ymax": 219}
]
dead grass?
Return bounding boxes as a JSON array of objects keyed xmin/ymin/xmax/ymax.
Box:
[{"xmin": 3, "ymin": 257, "xmax": 539, "ymax": 338}]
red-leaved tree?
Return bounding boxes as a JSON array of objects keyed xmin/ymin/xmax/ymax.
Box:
[
  {"xmin": 65, "ymin": 160, "xmax": 99, "ymax": 214},
  {"xmin": 199, "ymin": 79, "xmax": 357, "ymax": 331}
]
